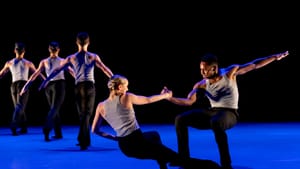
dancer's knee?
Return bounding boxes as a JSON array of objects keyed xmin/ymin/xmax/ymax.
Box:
[{"xmin": 175, "ymin": 114, "xmax": 186, "ymax": 127}]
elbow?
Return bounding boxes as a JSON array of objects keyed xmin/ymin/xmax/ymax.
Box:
[
  {"xmin": 185, "ymin": 99, "xmax": 196, "ymax": 106},
  {"xmin": 181, "ymin": 101, "xmax": 194, "ymax": 106},
  {"xmin": 186, "ymin": 102, "xmax": 194, "ymax": 106},
  {"xmin": 176, "ymin": 101, "xmax": 194, "ymax": 106}
]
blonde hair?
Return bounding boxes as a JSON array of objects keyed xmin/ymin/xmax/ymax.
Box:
[{"xmin": 107, "ymin": 74, "xmax": 128, "ymax": 91}]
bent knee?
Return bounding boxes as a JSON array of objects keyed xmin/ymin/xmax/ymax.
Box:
[{"xmin": 211, "ymin": 120, "xmax": 235, "ymax": 131}]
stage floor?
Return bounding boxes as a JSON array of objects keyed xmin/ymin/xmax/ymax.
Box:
[{"xmin": 1, "ymin": 122, "xmax": 299, "ymax": 169}]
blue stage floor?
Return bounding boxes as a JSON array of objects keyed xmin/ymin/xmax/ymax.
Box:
[{"xmin": 1, "ymin": 122, "xmax": 299, "ymax": 169}]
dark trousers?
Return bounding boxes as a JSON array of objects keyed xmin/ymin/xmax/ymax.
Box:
[
  {"xmin": 175, "ymin": 108, "xmax": 238, "ymax": 168},
  {"xmin": 44, "ymin": 80, "xmax": 66, "ymax": 136},
  {"xmin": 118, "ymin": 129, "xmax": 221, "ymax": 169},
  {"xmin": 118, "ymin": 129, "xmax": 183, "ymax": 169},
  {"xmin": 75, "ymin": 81, "xmax": 95, "ymax": 147},
  {"xmin": 10, "ymin": 80, "xmax": 29, "ymax": 131}
]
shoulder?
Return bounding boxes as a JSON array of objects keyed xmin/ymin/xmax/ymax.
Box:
[
  {"xmin": 56, "ymin": 56, "xmax": 64, "ymax": 60},
  {"xmin": 3, "ymin": 59, "xmax": 13, "ymax": 68},
  {"xmin": 41, "ymin": 58, "xmax": 48, "ymax": 63},
  {"xmin": 97, "ymin": 101, "xmax": 105, "ymax": 107},
  {"xmin": 223, "ymin": 65, "xmax": 239, "ymax": 71},
  {"xmin": 193, "ymin": 80, "xmax": 206, "ymax": 89},
  {"xmin": 6, "ymin": 59, "xmax": 14, "ymax": 64},
  {"xmin": 222, "ymin": 65, "xmax": 239, "ymax": 79},
  {"xmin": 126, "ymin": 92, "xmax": 135, "ymax": 96},
  {"xmin": 38, "ymin": 59, "xmax": 47, "ymax": 66},
  {"xmin": 57, "ymin": 57, "xmax": 66, "ymax": 63},
  {"xmin": 96, "ymin": 101, "xmax": 106, "ymax": 115},
  {"xmin": 23, "ymin": 59, "xmax": 34, "ymax": 65},
  {"xmin": 120, "ymin": 92, "xmax": 134, "ymax": 101},
  {"xmin": 66, "ymin": 54, "xmax": 77, "ymax": 61},
  {"xmin": 86, "ymin": 51, "xmax": 98, "ymax": 57},
  {"xmin": 68, "ymin": 52, "xmax": 79, "ymax": 58}
]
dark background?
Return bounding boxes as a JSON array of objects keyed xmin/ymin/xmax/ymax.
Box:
[{"xmin": 0, "ymin": 2, "xmax": 298, "ymax": 126}]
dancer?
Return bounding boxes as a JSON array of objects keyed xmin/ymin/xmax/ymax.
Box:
[
  {"xmin": 39, "ymin": 32, "xmax": 113, "ymax": 150},
  {"xmin": 20, "ymin": 41, "xmax": 74, "ymax": 141},
  {"xmin": 165, "ymin": 50, "xmax": 289, "ymax": 169},
  {"xmin": 0, "ymin": 42, "xmax": 45, "ymax": 135},
  {"xmin": 91, "ymin": 74, "xmax": 221, "ymax": 169}
]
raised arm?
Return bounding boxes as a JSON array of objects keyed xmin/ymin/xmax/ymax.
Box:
[{"xmin": 234, "ymin": 50, "xmax": 289, "ymax": 76}]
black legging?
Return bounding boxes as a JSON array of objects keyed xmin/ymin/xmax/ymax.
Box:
[
  {"xmin": 75, "ymin": 81, "xmax": 96, "ymax": 148},
  {"xmin": 117, "ymin": 129, "xmax": 221, "ymax": 169},
  {"xmin": 44, "ymin": 80, "xmax": 66, "ymax": 136},
  {"xmin": 118, "ymin": 129, "xmax": 184, "ymax": 169},
  {"xmin": 10, "ymin": 80, "xmax": 29, "ymax": 131},
  {"xmin": 175, "ymin": 107, "xmax": 238, "ymax": 168}
]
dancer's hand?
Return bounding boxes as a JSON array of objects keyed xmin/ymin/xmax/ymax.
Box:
[
  {"xmin": 275, "ymin": 50, "xmax": 289, "ymax": 61},
  {"xmin": 161, "ymin": 86, "xmax": 172, "ymax": 99}
]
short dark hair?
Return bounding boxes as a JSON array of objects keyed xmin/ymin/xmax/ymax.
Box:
[
  {"xmin": 49, "ymin": 41, "xmax": 60, "ymax": 51},
  {"xmin": 15, "ymin": 42, "xmax": 25, "ymax": 53},
  {"xmin": 76, "ymin": 32, "xmax": 90, "ymax": 45},
  {"xmin": 201, "ymin": 53, "xmax": 218, "ymax": 65}
]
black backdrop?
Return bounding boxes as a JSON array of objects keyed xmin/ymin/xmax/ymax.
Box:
[{"xmin": 0, "ymin": 2, "xmax": 298, "ymax": 126}]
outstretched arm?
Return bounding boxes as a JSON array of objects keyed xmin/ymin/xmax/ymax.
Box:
[
  {"xmin": 165, "ymin": 81, "xmax": 202, "ymax": 106},
  {"xmin": 235, "ymin": 50, "xmax": 289, "ymax": 75},
  {"xmin": 128, "ymin": 87, "xmax": 172, "ymax": 105}
]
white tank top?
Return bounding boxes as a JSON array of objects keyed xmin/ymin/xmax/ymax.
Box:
[
  {"xmin": 72, "ymin": 52, "xmax": 95, "ymax": 84},
  {"xmin": 9, "ymin": 58, "xmax": 29, "ymax": 82},
  {"xmin": 46, "ymin": 57, "xmax": 65, "ymax": 81},
  {"xmin": 103, "ymin": 95, "xmax": 140, "ymax": 137},
  {"xmin": 205, "ymin": 74, "xmax": 239, "ymax": 109}
]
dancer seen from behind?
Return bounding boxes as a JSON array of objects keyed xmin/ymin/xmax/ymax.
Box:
[
  {"xmin": 39, "ymin": 32, "xmax": 114, "ymax": 150},
  {"xmin": 20, "ymin": 41, "xmax": 75, "ymax": 141},
  {"xmin": 0, "ymin": 42, "xmax": 45, "ymax": 135}
]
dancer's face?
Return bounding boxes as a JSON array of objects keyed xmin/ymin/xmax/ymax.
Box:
[{"xmin": 200, "ymin": 62, "xmax": 217, "ymax": 79}]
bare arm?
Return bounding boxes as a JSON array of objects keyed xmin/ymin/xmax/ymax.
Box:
[
  {"xmin": 95, "ymin": 55, "xmax": 114, "ymax": 78},
  {"xmin": 91, "ymin": 102, "xmax": 118, "ymax": 141},
  {"xmin": 28, "ymin": 61, "xmax": 46, "ymax": 80},
  {"xmin": 0, "ymin": 61, "xmax": 10, "ymax": 79},
  {"xmin": 234, "ymin": 50, "xmax": 289, "ymax": 76},
  {"xmin": 166, "ymin": 81, "xmax": 205, "ymax": 106},
  {"xmin": 67, "ymin": 66, "xmax": 75, "ymax": 78},
  {"xmin": 39, "ymin": 58, "xmax": 71, "ymax": 90},
  {"xmin": 128, "ymin": 90, "xmax": 171, "ymax": 105},
  {"xmin": 20, "ymin": 61, "xmax": 45, "ymax": 95}
]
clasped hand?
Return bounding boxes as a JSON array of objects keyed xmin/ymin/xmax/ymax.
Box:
[{"xmin": 161, "ymin": 86, "xmax": 172, "ymax": 99}]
